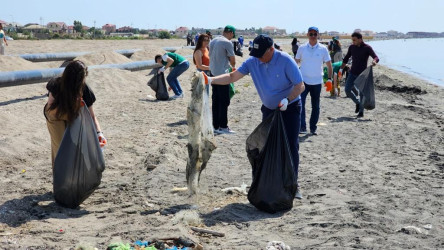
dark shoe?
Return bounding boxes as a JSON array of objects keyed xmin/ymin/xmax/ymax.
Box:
[
  {"xmin": 355, "ymin": 104, "xmax": 360, "ymax": 113},
  {"xmin": 357, "ymin": 112, "xmax": 364, "ymax": 118},
  {"xmin": 295, "ymin": 188, "xmax": 303, "ymax": 200},
  {"xmin": 310, "ymin": 131, "xmax": 318, "ymax": 135}
]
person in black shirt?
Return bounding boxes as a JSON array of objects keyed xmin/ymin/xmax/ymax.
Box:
[{"xmin": 44, "ymin": 60, "xmax": 105, "ymax": 167}]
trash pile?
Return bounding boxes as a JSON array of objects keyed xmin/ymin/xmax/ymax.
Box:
[{"xmin": 107, "ymin": 237, "xmax": 203, "ymax": 250}]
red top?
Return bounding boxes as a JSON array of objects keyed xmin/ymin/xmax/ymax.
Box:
[{"xmin": 200, "ymin": 47, "xmax": 210, "ymax": 66}]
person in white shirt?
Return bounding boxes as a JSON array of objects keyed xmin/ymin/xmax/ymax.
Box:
[
  {"xmin": 295, "ymin": 27, "xmax": 332, "ymax": 135},
  {"xmin": 0, "ymin": 23, "xmax": 8, "ymax": 55}
]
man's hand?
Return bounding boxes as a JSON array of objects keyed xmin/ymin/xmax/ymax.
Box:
[
  {"xmin": 372, "ymin": 60, "xmax": 377, "ymax": 66},
  {"xmin": 278, "ymin": 98, "xmax": 289, "ymax": 111},
  {"xmin": 338, "ymin": 69, "xmax": 343, "ymax": 80},
  {"xmin": 97, "ymin": 132, "xmax": 107, "ymax": 148},
  {"xmin": 202, "ymin": 72, "xmax": 212, "ymax": 85},
  {"xmin": 158, "ymin": 66, "xmax": 166, "ymax": 74},
  {"xmin": 325, "ymin": 79, "xmax": 333, "ymax": 92}
]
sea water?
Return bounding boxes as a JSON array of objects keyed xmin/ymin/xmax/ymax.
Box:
[{"xmin": 368, "ymin": 38, "xmax": 443, "ymax": 87}]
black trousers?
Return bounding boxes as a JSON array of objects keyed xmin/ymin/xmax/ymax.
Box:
[{"xmin": 212, "ymin": 84, "xmax": 230, "ymax": 129}]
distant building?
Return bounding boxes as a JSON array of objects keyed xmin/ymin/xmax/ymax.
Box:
[
  {"xmin": 262, "ymin": 26, "xmax": 286, "ymax": 36},
  {"xmin": 406, "ymin": 32, "xmax": 441, "ymax": 38},
  {"xmin": 175, "ymin": 26, "xmax": 189, "ymax": 37},
  {"xmin": 327, "ymin": 31, "xmax": 340, "ymax": 37},
  {"xmin": 117, "ymin": 26, "xmax": 133, "ymax": 33},
  {"xmin": 47, "ymin": 22, "xmax": 67, "ymax": 33},
  {"xmin": 362, "ymin": 30, "xmax": 374, "ymax": 36},
  {"xmin": 102, "ymin": 24, "xmax": 116, "ymax": 35}
]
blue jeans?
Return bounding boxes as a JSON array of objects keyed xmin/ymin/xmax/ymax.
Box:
[
  {"xmin": 300, "ymin": 84, "xmax": 322, "ymax": 133},
  {"xmin": 166, "ymin": 61, "xmax": 190, "ymax": 95},
  {"xmin": 345, "ymin": 73, "xmax": 364, "ymax": 112},
  {"xmin": 261, "ymin": 101, "xmax": 301, "ymax": 182}
]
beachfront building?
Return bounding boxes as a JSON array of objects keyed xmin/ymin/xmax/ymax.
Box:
[
  {"xmin": 102, "ymin": 24, "xmax": 116, "ymax": 35},
  {"xmin": 47, "ymin": 22, "xmax": 67, "ymax": 33},
  {"xmin": 327, "ymin": 31, "xmax": 340, "ymax": 37},
  {"xmin": 262, "ymin": 26, "xmax": 287, "ymax": 36},
  {"xmin": 175, "ymin": 26, "xmax": 189, "ymax": 38}
]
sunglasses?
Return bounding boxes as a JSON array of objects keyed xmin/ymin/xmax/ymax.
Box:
[
  {"xmin": 309, "ymin": 33, "xmax": 318, "ymax": 37},
  {"xmin": 203, "ymin": 39, "xmax": 209, "ymax": 41}
]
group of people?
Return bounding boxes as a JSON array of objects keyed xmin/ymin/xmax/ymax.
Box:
[{"xmin": 44, "ymin": 25, "xmax": 379, "ymax": 203}]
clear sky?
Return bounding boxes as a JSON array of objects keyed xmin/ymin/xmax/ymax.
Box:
[{"xmin": 3, "ymin": 0, "xmax": 443, "ymax": 34}]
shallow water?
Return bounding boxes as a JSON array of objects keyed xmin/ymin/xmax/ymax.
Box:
[{"xmin": 368, "ymin": 38, "xmax": 443, "ymax": 87}]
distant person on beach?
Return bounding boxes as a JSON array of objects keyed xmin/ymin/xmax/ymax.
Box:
[
  {"xmin": 291, "ymin": 37, "xmax": 299, "ymax": 58},
  {"xmin": 206, "ymin": 30, "xmax": 213, "ymax": 40},
  {"xmin": 274, "ymin": 42, "xmax": 282, "ymax": 51},
  {"xmin": 186, "ymin": 33, "xmax": 192, "ymax": 46},
  {"xmin": 238, "ymin": 35, "xmax": 244, "ymax": 47},
  {"xmin": 202, "ymin": 34, "xmax": 305, "ymax": 199},
  {"xmin": 195, "ymin": 33, "xmax": 200, "ymax": 46},
  {"xmin": 0, "ymin": 23, "xmax": 8, "ymax": 55},
  {"xmin": 44, "ymin": 60, "xmax": 105, "ymax": 168},
  {"xmin": 193, "ymin": 34, "xmax": 211, "ymax": 94},
  {"xmin": 295, "ymin": 26, "xmax": 332, "ymax": 135},
  {"xmin": 328, "ymin": 37, "xmax": 342, "ymax": 63},
  {"xmin": 209, "ymin": 25, "xmax": 236, "ymax": 134},
  {"xmin": 155, "ymin": 52, "xmax": 190, "ymax": 99},
  {"xmin": 339, "ymin": 32, "xmax": 379, "ymax": 118}
]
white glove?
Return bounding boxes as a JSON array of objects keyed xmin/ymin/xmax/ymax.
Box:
[
  {"xmin": 97, "ymin": 132, "xmax": 107, "ymax": 148},
  {"xmin": 278, "ymin": 98, "xmax": 289, "ymax": 111},
  {"xmin": 158, "ymin": 66, "xmax": 166, "ymax": 74}
]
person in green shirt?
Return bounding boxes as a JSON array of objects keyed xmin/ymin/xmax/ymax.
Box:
[
  {"xmin": 324, "ymin": 61, "xmax": 349, "ymax": 97},
  {"xmin": 155, "ymin": 52, "xmax": 190, "ymax": 99},
  {"xmin": 323, "ymin": 61, "xmax": 349, "ymax": 97}
]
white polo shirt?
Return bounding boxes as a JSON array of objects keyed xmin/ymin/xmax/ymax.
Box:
[{"xmin": 295, "ymin": 42, "xmax": 331, "ymax": 85}]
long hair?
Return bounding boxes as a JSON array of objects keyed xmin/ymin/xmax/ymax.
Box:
[
  {"xmin": 334, "ymin": 39, "xmax": 341, "ymax": 48},
  {"xmin": 291, "ymin": 37, "xmax": 298, "ymax": 45},
  {"xmin": 49, "ymin": 60, "xmax": 88, "ymax": 123},
  {"xmin": 193, "ymin": 34, "xmax": 209, "ymax": 65}
]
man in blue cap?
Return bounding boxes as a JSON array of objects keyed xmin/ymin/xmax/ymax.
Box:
[
  {"xmin": 203, "ymin": 34, "xmax": 305, "ymax": 199},
  {"xmin": 295, "ymin": 26, "xmax": 332, "ymax": 135}
]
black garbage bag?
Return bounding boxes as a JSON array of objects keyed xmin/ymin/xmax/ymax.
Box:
[
  {"xmin": 147, "ymin": 71, "xmax": 169, "ymax": 101},
  {"xmin": 53, "ymin": 104, "xmax": 106, "ymax": 208},
  {"xmin": 246, "ymin": 110, "xmax": 297, "ymax": 213},
  {"xmin": 232, "ymin": 40, "xmax": 243, "ymax": 57},
  {"xmin": 354, "ymin": 66, "xmax": 375, "ymax": 110}
]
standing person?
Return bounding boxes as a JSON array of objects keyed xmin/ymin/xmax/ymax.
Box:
[
  {"xmin": 209, "ymin": 25, "xmax": 236, "ymax": 134},
  {"xmin": 291, "ymin": 37, "xmax": 299, "ymax": 58},
  {"xmin": 339, "ymin": 32, "xmax": 379, "ymax": 118},
  {"xmin": 186, "ymin": 33, "xmax": 192, "ymax": 46},
  {"xmin": 203, "ymin": 34, "xmax": 305, "ymax": 199},
  {"xmin": 155, "ymin": 52, "xmax": 190, "ymax": 99},
  {"xmin": 238, "ymin": 35, "xmax": 244, "ymax": 47},
  {"xmin": 205, "ymin": 30, "xmax": 213, "ymax": 40},
  {"xmin": 295, "ymin": 27, "xmax": 332, "ymax": 135},
  {"xmin": 330, "ymin": 37, "xmax": 343, "ymax": 63},
  {"xmin": 0, "ymin": 23, "xmax": 8, "ymax": 55},
  {"xmin": 194, "ymin": 33, "xmax": 200, "ymax": 47},
  {"xmin": 193, "ymin": 34, "xmax": 211, "ymax": 94},
  {"xmin": 44, "ymin": 60, "xmax": 105, "ymax": 167}
]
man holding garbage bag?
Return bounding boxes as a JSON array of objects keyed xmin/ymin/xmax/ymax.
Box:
[{"xmin": 203, "ymin": 34, "xmax": 305, "ymax": 201}]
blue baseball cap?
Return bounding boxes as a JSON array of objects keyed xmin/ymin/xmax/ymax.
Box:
[
  {"xmin": 308, "ymin": 26, "xmax": 319, "ymax": 33},
  {"xmin": 249, "ymin": 34, "xmax": 274, "ymax": 58}
]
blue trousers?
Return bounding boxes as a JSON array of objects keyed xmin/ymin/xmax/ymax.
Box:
[
  {"xmin": 345, "ymin": 73, "xmax": 364, "ymax": 112},
  {"xmin": 166, "ymin": 61, "xmax": 189, "ymax": 96},
  {"xmin": 301, "ymin": 84, "xmax": 322, "ymax": 133},
  {"xmin": 261, "ymin": 100, "xmax": 301, "ymax": 182}
]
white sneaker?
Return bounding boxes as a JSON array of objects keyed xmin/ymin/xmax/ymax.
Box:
[
  {"xmin": 218, "ymin": 127, "xmax": 236, "ymax": 134},
  {"xmin": 213, "ymin": 128, "xmax": 222, "ymax": 134}
]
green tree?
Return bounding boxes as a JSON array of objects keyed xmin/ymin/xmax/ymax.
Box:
[
  {"xmin": 73, "ymin": 20, "xmax": 83, "ymax": 33},
  {"xmin": 158, "ymin": 31, "xmax": 171, "ymax": 39}
]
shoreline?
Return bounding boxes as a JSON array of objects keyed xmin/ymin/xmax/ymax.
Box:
[{"xmin": 0, "ymin": 40, "xmax": 443, "ymax": 249}]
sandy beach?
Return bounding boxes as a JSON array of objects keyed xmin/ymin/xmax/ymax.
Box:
[{"xmin": 0, "ymin": 39, "xmax": 443, "ymax": 249}]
